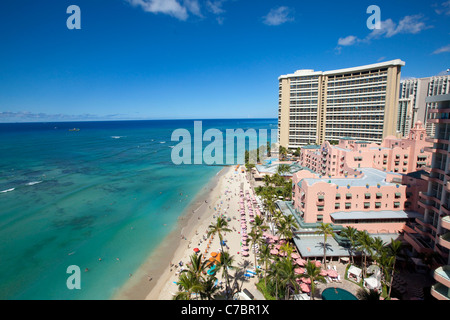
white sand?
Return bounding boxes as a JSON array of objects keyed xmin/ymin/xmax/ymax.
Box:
[{"xmin": 143, "ymin": 165, "xmax": 263, "ymax": 300}]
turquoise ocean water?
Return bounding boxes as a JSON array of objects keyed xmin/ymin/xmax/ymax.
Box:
[{"xmin": 0, "ymin": 118, "xmax": 277, "ymax": 299}]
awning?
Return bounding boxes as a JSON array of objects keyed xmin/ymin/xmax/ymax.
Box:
[
  {"xmin": 318, "ymin": 195, "xmax": 324, "ymax": 200},
  {"xmin": 346, "ymin": 193, "xmax": 352, "ymax": 198},
  {"xmin": 376, "ymin": 193, "xmax": 382, "ymax": 197},
  {"xmin": 365, "ymin": 193, "xmax": 371, "ymax": 197},
  {"xmin": 336, "ymin": 193, "xmax": 341, "ymax": 198},
  {"xmin": 395, "ymin": 192, "xmax": 401, "ymax": 197}
]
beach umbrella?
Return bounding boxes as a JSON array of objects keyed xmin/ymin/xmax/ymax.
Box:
[
  {"xmin": 313, "ymin": 260, "xmax": 322, "ymax": 267},
  {"xmin": 327, "ymin": 269, "xmax": 338, "ymax": 278},
  {"xmin": 291, "ymin": 253, "xmax": 300, "ymax": 259},
  {"xmin": 211, "ymin": 252, "xmax": 218, "ymax": 257},
  {"xmin": 270, "ymin": 249, "xmax": 278, "ymax": 255},
  {"xmin": 294, "ymin": 268, "xmax": 305, "ymax": 274},
  {"xmin": 319, "ymin": 269, "xmax": 328, "ymax": 276},
  {"xmin": 193, "ymin": 248, "xmax": 200, "ymax": 253},
  {"xmin": 242, "ymin": 246, "xmax": 249, "ymax": 251},
  {"xmin": 242, "ymin": 251, "xmax": 249, "ymax": 257},
  {"xmin": 295, "ymin": 258, "xmax": 306, "ymax": 266},
  {"xmin": 272, "ymin": 236, "xmax": 279, "ymax": 241},
  {"xmin": 300, "ymin": 283, "xmax": 310, "ymax": 293},
  {"xmin": 301, "ymin": 277, "xmax": 311, "ymax": 284}
]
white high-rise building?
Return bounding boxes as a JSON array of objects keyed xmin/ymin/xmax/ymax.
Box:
[{"xmin": 398, "ymin": 75, "xmax": 450, "ymax": 138}]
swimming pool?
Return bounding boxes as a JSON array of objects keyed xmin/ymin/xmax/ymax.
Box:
[{"xmin": 321, "ymin": 287, "xmax": 358, "ymax": 300}]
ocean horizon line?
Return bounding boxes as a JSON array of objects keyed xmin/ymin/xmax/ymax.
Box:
[{"xmin": 0, "ymin": 117, "xmax": 278, "ymax": 124}]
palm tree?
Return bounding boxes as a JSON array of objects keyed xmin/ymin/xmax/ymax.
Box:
[
  {"xmin": 356, "ymin": 288, "xmax": 380, "ymax": 300},
  {"xmin": 263, "ymin": 174, "xmax": 272, "ymax": 187},
  {"xmin": 199, "ymin": 275, "xmax": 220, "ymax": 300},
  {"xmin": 340, "ymin": 226, "xmax": 358, "ymax": 264},
  {"xmin": 277, "ymin": 256, "xmax": 300, "ymax": 300},
  {"xmin": 303, "ymin": 260, "xmax": 326, "ymax": 300},
  {"xmin": 277, "ymin": 214, "xmax": 299, "ymax": 242},
  {"xmin": 277, "ymin": 164, "xmax": 291, "ymax": 176},
  {"xmin": 173, "ymin": 272, "xmax": 203, "ymax": 300},
  {"xmin": 183, "ymin": 253, "xmax": 208, "ymax": 282},
  {"xmin": 386, "ymin": 239, "xmax": 402, "ymax": 300},
  {"xmin": 207, "ymin": 217, "xmax": 232, "ymax": 298},
  {"xmin": 217, "ymin": 251, "xmax": 236, "ymax": 299},
  {"xmin": 371, "ymin": 236, "xmax": 387, "ymax": 264},
  {"xmin": 248, "ymin": 227, "xmax": 263, "ymax": 271},
  {"xmin": 316, "ymin": 223, "xmax": 334, "ymax": 268},
  {"xmin": 258, "ymin": 243, "xmax": 272, "ymax": 287},
  {"xmin": 267, "ymin": 258, "xmax": 283, "ymax": 300},
  {"xmin": 279, "ymin": 242, "xmax": 294, "ymax": 261},
  {"xmin": 356, "ymin": 230, "xmax": 373, "ymax": 278},
  {"xmin": 279, "ymin": 146, "xmax": 288, "ymax": 160}
]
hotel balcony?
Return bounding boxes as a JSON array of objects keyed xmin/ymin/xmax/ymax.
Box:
[
  {"xmin": 431, "ymin": 282, "xmax": 450, "ymax": 300},
  {"xmin": 442, "ymin": 204, "xmax": 450, "ymax": 216},
  {"xmin": 403, "ymin": 232, "xmax": 435, "ymax": 255},
  {"xmin": 415, "ymin": 216, "xmax": 438, "ymax": 233},
  {"xmin": 420, "ymin": 173, "xmax": 444, "ymax": 186},
  {"xmin": 419, "ymin": 191, "xmax": 441, "ymax": 205},
  {"xmin": 438, "ymin": 232, "xmax": 450, "ymax": 250},
  {"xmin": 426, "ymin": 137, "xmax": 450, "ymax": 145},
  {"xmin": 428, "ymin": 108, "xmax": 450, "ymax": 114},
  {"xmin": 428, "ymin": 118, "xmax": 450, "ymax": 124},
  {"xmin": 418, "ymin": 199, "xmax": 440, "ymax": 215},
  {"xmin": 441, "ymin": 215, "xmax": 450, "ymax": 230},
  {"xmin": 434, "ymin": 266, "xmax": 450, "ymax": 289},
  {"xmin": 414, "ymin": 224, "xmax": 435, "ymax": 240},
  {"xmin": 424, "ymin": 146, "xmax": 449, "ymax": 155}
]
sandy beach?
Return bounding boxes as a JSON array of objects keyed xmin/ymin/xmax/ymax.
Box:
[{"xmin": 113, "ymin": 164, "xmax": 264, "ymax": 300}]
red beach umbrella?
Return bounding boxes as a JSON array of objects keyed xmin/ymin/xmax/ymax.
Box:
[{"xmin": 193, "ymin": 248, "xmax": 200, "ymax": 253}]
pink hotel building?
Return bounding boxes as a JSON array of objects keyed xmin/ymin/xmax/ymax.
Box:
[{"xmin": 290, "ymin": 121, "xmax": 432, "ymax": 234}]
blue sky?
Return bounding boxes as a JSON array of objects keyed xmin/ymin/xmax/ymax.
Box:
[{"xmin": 0, "ymin": 0, "xmax": 449, "ymax": 122}]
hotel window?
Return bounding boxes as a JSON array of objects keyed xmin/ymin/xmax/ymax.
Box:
[
  {"xmin": 365, "ymin": 193, "xmax": 371, "ymax": 199},
  {"xmin": 375, "ymin": 202, "xmax": 382, "ymax": 208},
  {"xmin": 395, "ymin": 192, "xmax": 401, "ymax": 198},
  {"xmin": 345, "ymin": 203, "xmax": 351, "ymax": 209},
  {"xmin": 318, "ymin": 195, "xmax": 324, "ymax": 202},
  {"xmin": 317, "ymin": 205, "xmax": 324, "ymax": 211},
  {"xmin": 336, "ymin": 193, "xmax": 341, "ymax": 200},
  {"xmin": 364, "ymin": 202, "xmax": 370, "ymax": 208},
  {"xmin": 394, "ymin": 202, "xmax": 400, "ymax": 208},
  {"xmin": 335, "ymin": 203, "xmax": 340, "ymax": 209},
  {"xmin": 317, "ymin": 214, "xmax": 323, "ymax": 222},
  {"xmin": 346, "ymin": 193, "xmax": 352, "ymax": 199},
  {"xmin": 376, "ymin": 193, "xmax": 382, "ymax": 199}
]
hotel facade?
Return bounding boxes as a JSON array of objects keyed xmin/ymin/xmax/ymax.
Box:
[
  {"xmin": 278, "ymin": 60, "xmax": 405, "ymax": 149},
  {"xmin": 398, "ymin": 75, "xmax": 450, "ymax": 138},
  {"xmin": 405, "ymin": 93, "xmax": 450, "ymax": 300},
  {"xmin": 298, "ymin": 121, "xmax": 432, "ymax": 178}
]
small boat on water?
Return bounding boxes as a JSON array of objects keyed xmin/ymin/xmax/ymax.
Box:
[{"xmin": 69, "ymin": 128, "xmax": 80, "ymax": 132}]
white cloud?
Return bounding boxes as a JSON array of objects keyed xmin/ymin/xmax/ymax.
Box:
[
  {"xmin": 338, "ymin": 35, "xmax": 358, "ymax": 46},
  {"xmin": 336, "ymin": 14, "xmax": 431, "ymax": 52},
  {"xmin": 206, "ymin": 0, "xmax": 226, "ymax": 15},
  {"xmin": 366, "ymin": 15, "xmax": 430, "ymax": 40},
  {"xmin": 263, "ymin": 6, "xmax": 294, "ymax": 26},
  {"xmin": 433, "ymin": 44, "xmax": 450, "ymax": 54},
  {"xmin": 126, "ymin": 0, "xmax": 203, "ymax": 20},
  {"xmin": 434, "ymin": 0, "xmax": 450, "ymax": 15}
]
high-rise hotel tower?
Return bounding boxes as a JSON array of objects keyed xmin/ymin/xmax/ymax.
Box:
[{"xmin": 278, "ymin": 59, "xmax": 405, "ymax": 149}]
